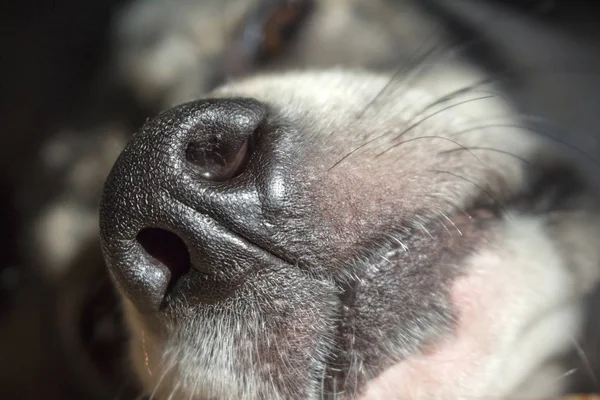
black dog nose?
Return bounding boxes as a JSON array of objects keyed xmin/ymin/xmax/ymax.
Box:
[{"xmin": 99, "ymin": 98, "xmax": 275, "ymax": 312}]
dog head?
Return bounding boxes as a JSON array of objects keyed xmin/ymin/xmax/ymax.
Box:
[
  {"xmin": 99, "ymin": 1, "xmax": 600, "ymax": 396},
  {"xmin": 19, "ymin": 0, "xmax": 596, "ymax": 398}
]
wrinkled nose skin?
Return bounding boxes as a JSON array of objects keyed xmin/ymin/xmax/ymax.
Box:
[{"xmin": 99, "ymin": 97, "xmax": 297, "ymax": 312}]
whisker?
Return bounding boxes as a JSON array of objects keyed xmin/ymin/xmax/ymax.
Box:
[
  {"xmin": 411, "ymin": 217, "xmax": 434, "ymax": 239},
  {"xmin": 187, "ymin": 369, "xmax": 200, "ymax": 400},
  {"xmin": 393, "ymin": 95, "xmax": 496, "ymax": 142},
  {"xmin": 555, "ymin": 368, "xmax": 578, "ymax": 381},
  {"xmin": 429, "ymin": 169, "xmax": 509, "ymax": 215},
  {"xmin": 357, "ymin": 32, "xmax": 495, "ymax": 122},
  {"xmin": 423, "ymin": 194, "xmax": 474, "ymax": 221},
  {"xmin": 384, "ymin": 232, "xmax": 409, "ymax": 252},
  {"xmin": 439, "ymin": 211, "xmax": 463, "ymax": 236},
  {"xmin": 356, "ymin": 41, "xmax": 442, "ymax": 120},
  {"xmin": 329, "ymin": 94, "xmax": 496, "ymax": 171},
  {"xmin": 353, "ymin": 359, "xmax": 360, "ymax": 399},
  {"xmin": 165, "ymin": 382, "xmax": 181, "ymax": 400},
  {"xmin": 356, "ymin": 12, "xmax": 488, "ymax": 120},
  {"xmin": 450, "ymin": 123, "xmax": 600, "ymax": 168},
  {"xmin": 333, "ymin": 4, "xmax": 600, "ymax": 175},
  {"xmin": 571, "ymin": 335, "xmax": 600, "ymax": 390},
  {"xmin": 434, "ymin": 213, "xmax": 453, "ymax": 236},
  {"xmin": 149, "ymin": 359, "xmax": 175, "ymax": 400},
  {"xmin": 399, "ymin": 36, "xmax": 486, "ymax": 88},
  {"xmin": 376, "ymin": 135, "xmax": 484, "ymax": 162},
  {"xmin": 438, "ymin": 146, "xmax": 531, "ymax": 164},
  {"xmin": 320, "ymin": 360, "xmax": 326, "ymax": 400},
  {"xmin": 418, "ymin": 79, "xmax": 496, "ymax": 115}
]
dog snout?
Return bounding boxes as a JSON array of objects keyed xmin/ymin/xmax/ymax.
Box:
[{"xmin": 99, "ymin": 98, "xmax": 276, "ymax": 313}]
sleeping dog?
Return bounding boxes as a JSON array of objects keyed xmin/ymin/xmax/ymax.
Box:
[{"xmin": 25, "ymin": 0, "xmax": 600, "ymax": 398}]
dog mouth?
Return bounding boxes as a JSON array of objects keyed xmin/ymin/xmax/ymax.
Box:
[
  {"xmin": 69, "ymin": 205, "xmax": 593, "ymax": 400},
  {"xmin": 68, "ymin": 204, "xmax": 497, "ymax": 399}
]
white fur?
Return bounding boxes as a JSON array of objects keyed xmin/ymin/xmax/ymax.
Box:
[{"xmin": 359, "ymin": 214, "xmax": 600, "ymax": 399}]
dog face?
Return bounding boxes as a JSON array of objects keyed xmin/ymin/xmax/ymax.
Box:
[
  {"xmin": 32, "ymin": 0, "xmax": 444, "ymax": 280},
  {"xmin": 20, "ymin": 0, "xmax": 599, "ymax": 398},
  {"xmin": 101, "ymin": 64, "xmax": 600, "ymax": 399},
  {"xmin": 98, "ymin": 2, "xmax": 600, "ymax": 398}
]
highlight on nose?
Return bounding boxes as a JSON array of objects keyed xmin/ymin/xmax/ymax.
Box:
[{"xmin": 99, "ymin": 98, "xmax": 268, "ymax": 312}]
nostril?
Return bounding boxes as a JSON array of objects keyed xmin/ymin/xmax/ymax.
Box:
[
  {"xmin": 136, "ymin": 228, "xmax": 191, "ymax": 296},
  {"xmin": 185, "ymin": 136, "xmax": 250, "ymax": 181},
  {"xmin": 181, "ymin": 98, "xmax": 266, "ymax": 182}
]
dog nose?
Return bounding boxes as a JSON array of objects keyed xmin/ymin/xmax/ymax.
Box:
[{"xmin": 99, "ymin": 98, "xmax": 272, "ymax": 312}]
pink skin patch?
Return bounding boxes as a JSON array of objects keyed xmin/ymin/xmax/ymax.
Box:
[
  {"xmin": 356, "ymin": 221, "xmax": 577, "ymax": 400},
  {"xmin": 356, "ymin": 265, "xmax": 511, "ymax": 400}
]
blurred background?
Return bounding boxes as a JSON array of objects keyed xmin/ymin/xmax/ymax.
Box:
[
  {"xmin": 1, "ymin": 1, "xmax": 600, "ymax": 398},
  {"xmin": 1, "ymin": 1, "xmax": 139, "ymax": 398}
]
